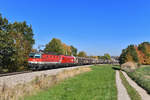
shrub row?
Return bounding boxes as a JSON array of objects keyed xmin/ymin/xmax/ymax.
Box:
[{"xmin": 126, "ymin": 66, "xmax": 150, "ymax": 94}]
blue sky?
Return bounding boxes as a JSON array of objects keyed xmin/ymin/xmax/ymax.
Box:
[{"xmin": 0, "ymin": 0, "xmax": 150, "ymax": 56}]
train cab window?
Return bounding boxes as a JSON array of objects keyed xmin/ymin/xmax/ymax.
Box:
[{"xmin": 34, "ymin": 54, "xmax": 41, "ymax": 58}]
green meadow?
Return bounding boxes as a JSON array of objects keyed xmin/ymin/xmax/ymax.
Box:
[{"xmin": 24, "ymin": 65, "xmax": 117, "ymax": 100}]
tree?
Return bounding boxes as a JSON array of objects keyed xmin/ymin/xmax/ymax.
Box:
[
  {"xmin": 98, "ymin": 54, "xmax": 111, "ymax": 60},
  {"xmin": 119, "ymin": 49, "xmax": 127, "ymax": 64},
  {"xmin": 119, "ymin": 45, "xmax": 139, "ymax": 65},
  {"xmin": 138, "ymin": 42, "xmax": 150, "ymax": 56},
  {"xmin": 127, "ymin": 45, "xmax": 139, "ymax": 62},
  {"xmin": 78, "ymin": 51, "xmax": 87, "ymax": 57},
  {"xmin": 44, "ymin": 38, "xmax": 64, "ymax": 55},
  {"xmin": 70, "ymin": 45, "xmax": 77, "ymax": 56},
  {"xmin": 9, "ymin": 21, "xmax": 35, "ymax": 71},
  {"xmin": 0, "ymin": 14, "xmax": 16, "ymax": 72},
  {"xmin": 0, "ymin": 14, "xmax": 35, "ymax": 72},
  {"xmin": 103, "ymin": 53, "xmax": 111, "ymax": 60},
  {"xmin": 138, "ymin": 42, "xmax": 150, "ymax": 64},
  {"xmin": 62, "ymin": 43, "xmax": 71, "ymax": 55},
  {"xmin": 0, "ymin": 30, "xmax": 16, "ymax": 71}
]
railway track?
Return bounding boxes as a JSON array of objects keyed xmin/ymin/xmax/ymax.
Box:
[
  {"xmin": 0, "ymin": 63, "xmax": 119, "ymax": 77},
  {"xmin": 0, "ymin": 71, "xmax": 32, "ymax": 77}
]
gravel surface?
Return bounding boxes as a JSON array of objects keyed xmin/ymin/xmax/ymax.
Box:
[
  {"xmin": 116, "ymin": 70, "xmax": 130, "ymax": 100},
  {"xmin": 0, "ymin": 65, "xmax": 92, "ymax": 87},
  {"xmin": 122, "ymin": 71, "xmax": 150, "ymax": 100}
]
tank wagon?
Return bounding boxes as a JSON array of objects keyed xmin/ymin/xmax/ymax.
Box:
[{"xmin": 28, "ymin": 53, "xmax": 100, "ymax": 70}]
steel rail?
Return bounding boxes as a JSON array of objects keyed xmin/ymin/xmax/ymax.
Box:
[{"xmin": 0, "ymin": 71, "xmax": 32, "ymax": 77}]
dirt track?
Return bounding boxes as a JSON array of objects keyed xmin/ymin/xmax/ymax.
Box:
[{"xmin": 116, "ymin": 70, "xmax": 130, "ymax": 100}]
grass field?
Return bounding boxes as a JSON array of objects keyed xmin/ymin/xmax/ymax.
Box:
[
  {"xmin": 119, "ymin": 71, "xmax": 141, "ymax": 100},
  {"xmin": 24, "ymin": 65, "xmax": 117, "ymax": 100},
  {"xmin": 127, "ymin": 66, "xmax": 150, "ymax": 94}
]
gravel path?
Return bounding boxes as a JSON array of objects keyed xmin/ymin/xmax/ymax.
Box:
[
  {"xmin": 116, "ymin": 70, "xmax": 130, "ymax": 100},
  {"xmin": 122, "ymin": 71, "xmax": 150, "ymax": 100},
  {"xmin": 0, "ymin": 65, "xmax": 91, "ymax": 87}
]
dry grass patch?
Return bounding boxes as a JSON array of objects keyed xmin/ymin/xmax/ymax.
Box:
[{"xmin": 0, "ymin": 67, "xmax": 91, "ymax": 100}]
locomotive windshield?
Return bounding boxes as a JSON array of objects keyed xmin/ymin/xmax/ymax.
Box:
[
  {"xmin": 34, "ymin": 54, "xmax": 41, "ymax": 58},
  {"xmin": 29, "ymin": 53, "xmax": 41, "ymax": 58}
]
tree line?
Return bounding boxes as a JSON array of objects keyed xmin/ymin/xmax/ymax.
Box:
[
  {"xmin": 44, "ymin": 38, "xmax": 112, "ymax": 60},
  {"xmin": 43, "ymin": 38, "xmax": 88, "ymax": 57},
  {"xmin": 0, "ymin": 14, "xmax": 34, "ymax": 72},
  {"xmin": 44, "ymin": 38, "xmax": 78, "ymax": 56},
  {"xmin": 119, "ymin": 42, "xmax": 150, "ymax": 65},
  {"xmin": 0, "ymin": 13, "xmax": 112, "ymax": 73}
]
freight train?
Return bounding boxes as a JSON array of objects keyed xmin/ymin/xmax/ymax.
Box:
[
  {"xmin": 28, "ymin": 53, "xmax": 119, "ymax": 70},
  {"xmin": 28, "ymin": 53, "xmax": 102, "ymax": 70}
]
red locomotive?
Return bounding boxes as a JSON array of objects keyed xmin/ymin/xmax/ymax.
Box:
[{"xmin": 28, "ymin": 53, "xmax": 76, "ymax": 70}]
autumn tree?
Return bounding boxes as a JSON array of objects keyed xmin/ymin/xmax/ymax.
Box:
[
  {"xmin": 119, "ymin": 45, "xmax": 139, "ymax": 64},
  {"xmin": 62, "ymin": 43, "xmax": 71, "ymax": 55},
  {"xmin": 128, "ymin": 45, "xmax": 139, "ymax": 62},
  {"xmin": 78, "ymin": 51, "xmax": 87, "ymax": 57},
  {"xmin": 138, "ymin": 42, "xmax": 150, "ymax": 64},
  {"xmin": 44, "ymin": 38, "xmax": 64, "ymax": 55},
  {"xmin": 138, "ymin": 42, "xmax": 150, "ymax": 56},
  {"xmin": 70, "ymin": 45, "xmax": 77, "ymax": 56}
]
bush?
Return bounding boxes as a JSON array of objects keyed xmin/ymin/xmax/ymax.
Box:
[{"xmin": 121, "ymin": 62, "xmax": 137, "ymax": 72}]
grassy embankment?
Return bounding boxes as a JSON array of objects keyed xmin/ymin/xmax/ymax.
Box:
[
  {"xmin": 127, "ymin": 65, "xmax": 150, "ymax": 94},
  {"xmin": 0, "ymin": 67, "xmax": 91, "ymax": 100},
  {"xmin": 119, "ymin": 71, "xmax": 141, "ymax": 100},
  {"xmin": 24, "ymin": 65, "xmax": 117, "ymax": 100}
]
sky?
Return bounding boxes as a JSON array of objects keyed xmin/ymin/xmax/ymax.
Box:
[{"xmin": 0, "ymin": 0, "xmax": 150, "ymax": 56}]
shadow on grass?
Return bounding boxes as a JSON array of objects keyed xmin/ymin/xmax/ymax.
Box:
[{"xmin": 112, "ymin": 66, "xmax": 121, "ymax": 70}]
